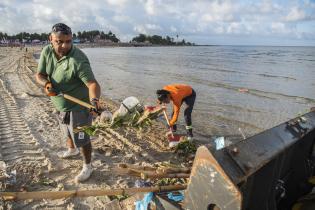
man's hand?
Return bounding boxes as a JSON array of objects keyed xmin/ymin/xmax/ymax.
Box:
[
  {"xmin": 86, "ymin": 80, "xmax": 101, "ymax": 116},
  {"xmin": 311, "ymin": 107, "xmax": 315, "ymax": 112},
  {"xmin": 90, "ymin": 98, "xmax": 100, "ymax": 116},
  {"xmin": 45, "ymin": 82, "xmax": 57, "ymax": 96},
  {"xmin": 36, "ymin": 73, "xmax": 56, "ymax": 96}
]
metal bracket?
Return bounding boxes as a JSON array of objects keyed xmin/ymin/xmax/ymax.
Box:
[{"xmin": 286, "ymin": 117, "xmax": 308, "ymax": 138}]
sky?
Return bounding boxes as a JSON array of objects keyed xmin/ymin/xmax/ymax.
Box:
[{"xmin": 0, "ymin": 0, "xmax": 315, "ymax": 46}]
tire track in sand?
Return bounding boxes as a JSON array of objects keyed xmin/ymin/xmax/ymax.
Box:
[{"xmin": 0, "ymin": 79, "xmax": 50, "ymax": 185}]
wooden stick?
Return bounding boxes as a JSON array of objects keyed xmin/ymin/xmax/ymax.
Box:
[
  {"xmin": 62, "ymin": 93, "xmax": 95, "ymax": 110},
  {"xmin": 115, "ymin": 168, "xmax": 190, "ymax": 179},
  {"xmin": 141, "ymin": 172, "xmax": 190, "ymax": 179},
  {"xmin": 163, "ymin": 110, "xmax": 174, "ymax": 138},
  {"xmin": 0, "ymin": 185, "xmax": 187, "ymax": 201},
  {"xmin": 113, "ymin": 167, "xmax": 142, "ymax": 177},
  {"xmin": 115, "ymin": 164, "xmax": 191, "ymax": 178},
  {"xmin": 118, "ymin": 163, "xmax": 157, "ymax": 171},
  {"xmin": 157, "ymin": 167, "xmax": 191, "ymax": 174}
]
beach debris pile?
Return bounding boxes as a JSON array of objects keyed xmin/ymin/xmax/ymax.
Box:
[
  {"xmin": 76, "ymin": 96, "xmax": 165, "ymax": 136},
  {"xmin": 110, "ymin": 97, "xmax": 164, "ymax": 129},
  {"xmin": 75, "ymin": 96, "xmax": 198, "ymax": 155}
]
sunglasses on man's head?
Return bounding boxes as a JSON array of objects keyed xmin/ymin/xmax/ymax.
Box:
[{"xmin": 52, "ymin": 24, "xmax": 72, "ymax": 35}]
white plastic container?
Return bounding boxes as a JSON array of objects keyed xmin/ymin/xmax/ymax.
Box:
[{"xmin": 118, "ymin": 96, "xmax": 143, "ymax": 116}]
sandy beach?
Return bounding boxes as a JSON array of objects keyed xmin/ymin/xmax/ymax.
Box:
[{"xmin": 0, "ymin": 47, "xmax": 193, "ymax": 209}]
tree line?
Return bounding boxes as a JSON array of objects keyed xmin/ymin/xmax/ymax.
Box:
[
  {"xmin": 74, "ymin": 30, "xmax": 119, "ymax": 43},
  {"xmin": 1, "ymin": 30, "xmax": 194, "ymax": 45},
  {"xmin": 0, "ymin": 30, "xmax": 119, "ymax": 43},
  {"xmin": 132, "ymin": 34, "xmax": 194, "ymax": 46},
  {"xmin": 0, "ymin": 32, "xmax": 49, "ymax": 42}
]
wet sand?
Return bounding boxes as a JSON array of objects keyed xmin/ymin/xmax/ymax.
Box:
[{"xmin": 0, "ymin": 47, "xmax": 193, "ymax": 209}]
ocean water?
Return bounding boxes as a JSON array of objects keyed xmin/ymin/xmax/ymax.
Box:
[{"xmin": 82, "ymin": 46, "xmax": 315, "ymax": 141}]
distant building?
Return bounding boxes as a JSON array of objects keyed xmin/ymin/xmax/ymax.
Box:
[
  {"xmin": 94, "ymin": 35, "xmax": 101, "ymax": 42},
  {"xmin": 32, "ymin": 39, "xmax": 41, "ymax": 44},
  {"xmin": 73, "ymin": 38, "xmax": 81, "ymax": 44},
  {"xmin": 0, "ymin": 40, "xmax": 8, "ymax": 44}
]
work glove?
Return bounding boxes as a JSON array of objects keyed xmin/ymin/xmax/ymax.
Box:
[
  {"xmin": 44, "ymin": 82, "xmax": 57, "ymax": 96},
  {"xmin": 90, "ymin": 98, "xmax": 100, "ymax": 116}
]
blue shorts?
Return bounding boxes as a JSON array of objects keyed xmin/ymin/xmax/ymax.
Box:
[{"xmin": 58, "ymin": 111, "xmax": 92, "ymax": 147}]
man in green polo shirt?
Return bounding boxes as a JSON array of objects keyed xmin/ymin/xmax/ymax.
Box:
[{"xmin": 36, "ymin": 23, "xmax": 101, "ymax": 182}]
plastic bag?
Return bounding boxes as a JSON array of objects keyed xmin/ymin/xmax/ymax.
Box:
[{"xmin": 135, "ymin": 192, "xmax": 154, "ymax": 210}]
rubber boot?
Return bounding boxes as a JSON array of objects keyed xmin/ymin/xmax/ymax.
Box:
[{"xmin": 186, "ymin": 125, "xmax": 193, "ymax": 142}]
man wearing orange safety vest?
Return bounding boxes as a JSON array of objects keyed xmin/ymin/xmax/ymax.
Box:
[{"xmin": 156, "ymin": 84, "xmax": 196, "ymax": 141}]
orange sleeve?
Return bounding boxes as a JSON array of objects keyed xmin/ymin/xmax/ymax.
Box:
[{"xmin": 169, "ymin": 101, "xmax": 181, "ymax": 126}]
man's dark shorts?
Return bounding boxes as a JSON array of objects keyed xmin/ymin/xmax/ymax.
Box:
[{"xmin": 58, "ymin": 111, "xmax": 92, "ymax": 147}]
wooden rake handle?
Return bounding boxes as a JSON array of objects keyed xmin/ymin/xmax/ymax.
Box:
[
  {"xmin": 62, "ymin": 93, "xmax": 95, "ymax": 110},
  {"xmin": 0, "ymin": 185, "xmax": 187, "ymax": 200},
  {"xmin": 163, "ymin": 109, "xmax": 174, "ymax": 138}
]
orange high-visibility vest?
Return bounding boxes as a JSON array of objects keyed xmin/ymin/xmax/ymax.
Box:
[{"xmin": 163, "ymin": 84, "xmax": 192, "ymax": 126}]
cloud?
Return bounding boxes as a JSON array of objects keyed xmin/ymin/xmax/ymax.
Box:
[
  {"xmin": 170, "ymin": 26, "xmax": 177, "ymax": 33},
  {"xmin": 113, "ymin": 15, "xmax": 131, "ymax": 23},
  {"xmin": 0, "ymin": 0, "xmax": 314, "ymax": 45},
  {"xmin": 259, "ymin": 0, "xmax": 281, "ymax": 13},
  {"xmin": 227, "ymin": 22, "xmax": 243, "ymax": 34},
  {"xmin": 144, "ymin": 0, "xmax": 156, "ymax": 15},
  {"xmin": 133, "ymin": 23, "xmax": 162, "ymax": 35},
  {"xmin": 305, "ymin": 0, "xmax": 315, "ymax": 8},
  {"xmin": 106, "ymin": 0, "xmax": 127, "ymax": 7},
  {"xmin": 145, "ymin": 23, "xmax": 162, "ymax": 30},
  {"xmin": 199, "ymin": 0, "xmax": 236, "ymax": 22},
  {"xmin": 133, "ymin": 24, "xmax": 147, "ymax": 34},
  {"xmin": 271, "ymin": 22, "xmax": 287, "ymax": 33},
  {"xmin": 284, "ymin": 7, "xmax": 306, "ymax": 22}
]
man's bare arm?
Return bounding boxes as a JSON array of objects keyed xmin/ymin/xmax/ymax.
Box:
[
  {"xmin": 35, "ymin": 73, "xmax": 49, "ymax": 87},
  {"xmin": 86, "ymin": 80, "xmax": 101, "ymax": 101}
]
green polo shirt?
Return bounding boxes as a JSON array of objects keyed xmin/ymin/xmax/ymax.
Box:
[{"xmin": 37, "ymin": 45, "xmax": 95, "ymax": 112}]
